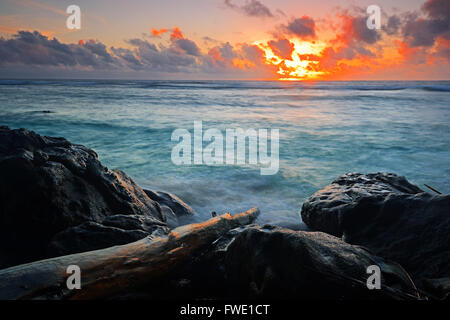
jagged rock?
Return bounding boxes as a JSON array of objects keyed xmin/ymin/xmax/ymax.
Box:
[
  {"xmin": 301, "ymin": 172, "xmax": 450, "ymax": 280},
  {"xmin": 0, "ymin": 127, "xmax": 166, "ymax": 268},
  {"xmin": 144, "ymin": 189, "xmax": 194, "ymax": 217},
  {"xmin": 144, "ymin": 189, "xmax": 196, "ymax": 227},
  {"xmin": 159, "ymin": 205, "xmax": 181, "ymax": 229}
]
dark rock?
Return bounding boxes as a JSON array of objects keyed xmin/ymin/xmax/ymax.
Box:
[
  {"xmin": 159, "ymin": 205, "xmax": 180, "ymax": 229},
  {"xmin": 47, "ymin": 218, "xmax": 169, "ymax": 257},
  {"xmin": 158, "ymin": 225, "xmax": 419, "ymax": 300},
  {"xmin": 301, "ymin": 172, "xmax": 450, "ymax": 280},
  {"xmin": 101, "ymin": 214, "xmax": 166, "ymax": 233},
  {"xmin": 47, "ymin": 222, "xmax": 148, "ymax": 257},
  {"xmin": 301, "ymin": 172, "xmax": 423, "ymax": 236},
  {"xmin": 144, "ymin": 189, "xmax": 195, "ymax": 227},
  {"xmin": 419, "ymin": 278, "xmax": 450, "ymax": 301},
  {"xmin": 0, "ymin": 127, "xmax": 167, "ymax": 268},
  {"xmin": 222, "ymin": 226, "xmax": 419, "ymax": 299},
  {"xmin": 144, "ymin": 189, "xmax": 194, "ymax": 217}
]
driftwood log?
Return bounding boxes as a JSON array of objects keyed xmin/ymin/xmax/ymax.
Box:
[{"xmin": 0, "ymin": 208, "xmax": 260, "ymax": 300}]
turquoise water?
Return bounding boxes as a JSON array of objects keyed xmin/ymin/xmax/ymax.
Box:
[{"xmin": 1, "ymin": 80, "xmax": 449, "ymax": 227}]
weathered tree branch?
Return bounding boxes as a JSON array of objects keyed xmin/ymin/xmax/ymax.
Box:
[{"xmin": 0, "ymin": 208, "xmax": 260, "ymax": 300}]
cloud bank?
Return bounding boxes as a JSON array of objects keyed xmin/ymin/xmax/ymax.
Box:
[{"xmin": 0, "ymin": 0, "xmax": 448, "ymax": 80}]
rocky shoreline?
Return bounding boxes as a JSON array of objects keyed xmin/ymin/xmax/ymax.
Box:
[{"xmin": 0, "ymin": 126, "xmax": 448, "ymax": 300}]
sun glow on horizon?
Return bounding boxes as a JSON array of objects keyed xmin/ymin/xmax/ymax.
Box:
[{"xmin": 254, "ymin": 38, "xmax": 327, "ymax": 81}]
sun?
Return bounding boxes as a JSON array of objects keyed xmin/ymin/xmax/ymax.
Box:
[{"xmin": 254, "ymin": 38, "xmax": 327, "ymax": 80}]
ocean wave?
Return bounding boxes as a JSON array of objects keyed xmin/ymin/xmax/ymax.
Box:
[
  {"xmin": 1, "ymin": 80, "xmax": 449, "ymax": 92},
  {"xmin": 136, "ymin": 81, "xmax": 290, "ymax": 90},
  {"xmin": 421, "ymin": 85, "xmax": 450, "ymax": 92},
  {"xmin": 268, "ymin": 94, "xmax": 426, "ymax": 103},
  {"xmin": 300, "ymin": 83, "xmax": 450, "ymax": 92},
  {"xmin": 125, "ymin": 82, "xmax": 450, "ymax": 92},
  {"xmin": 0, "ymin": 80, "xmax": 34, "ymax": 85}
]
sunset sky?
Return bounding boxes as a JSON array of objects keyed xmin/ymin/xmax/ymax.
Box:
[{"xmin": 0, "ymin": 0, "xmax": 449, "ymax": 80}]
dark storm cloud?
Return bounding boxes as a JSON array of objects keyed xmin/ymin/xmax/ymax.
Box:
[
  {"xmin": 0, "ymin": 30, "xmax": 205, "ymax": 74},
  {"xmin": 402, "ymin": 0, "xmax": 450, "ymax": 47},
  {"xmin": 217, "ymin": 42, "xmax": 236, "ymax": 59},
  {"xmin": 0, "ymin": 31, "xmax": 118, "ymax": 68},
  {"xmin": 122, "ymin": 38, "xmax": 199, "ymax": 72},
  {"xmin": 82, "ymin": 40, "xmax": 115, "ymax": 62},
  {"xmin": 224, "ymin": 0, "xmax": 273, "ymax": 18},
  {"xmin": 110, "ymin": 47, "xmax": 142, "ymax": 69},
  {"xmin": 281, "ymin": 16, "xmax": 316, "ymax": 39},
  {"xmin": 385, "ymin": 15, "xmax": 402, "ymax": 36},
  {"xmin": 422, "ymin": 0, "xmax": 450, "ymax": 20},
  {"xmin": 126, "ymin": 38, "xmax": 158, "ymax": 51},
  {"xmin": 240, "ymin": 0, "xmax": 273, "ymax": 18},
  {"xmin": 351, "ymin": 16, "xmax": 381, "ymax": 44},
  {"xmin": 172, "ymin": 38, "xmax": 201, "ymax": 56},
  {"xmin": 403, "ymin": 18, "xmax": 447, "ymax": 47}
]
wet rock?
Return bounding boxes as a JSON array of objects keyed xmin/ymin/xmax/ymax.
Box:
[
  {"xmin": 419, "ymin": 278, "xmax": 450, "ymax": 301},
  {"xmin": 160, "ymin": 205, "xmax": 180, "ymax": 229},
  {"xmin": 172, "ymin": 225, "xmax": 419, "ymax": 300},
  {"xmin": 47, "ymin": 218, "xmax": 169, "ymax": 257},
  {"xmin": 101, "ymin": 214, "xmax": 166, "ymax": 233},
  {"xmin": 144, "ymin": 189, "xmax": 196, "ymax": 227},
  {"xmin": 144, "ymin": 189, "xmax": 195, "ymax": 217},
  {"xmin": 301, "ymin": 172, "xmax": 450, "ymax": 280},
  {"xmin": 0, "ymin": 127, "xmax": 166, "ymax": 268},
  {"xmin": 301, "ymin": 172, "xmax": 423, "ymax": 236}
]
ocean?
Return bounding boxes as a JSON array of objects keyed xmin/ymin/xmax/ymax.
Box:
[{"xmin": 1, "ymin": 80, "xmax": 449, "ymax": 228}]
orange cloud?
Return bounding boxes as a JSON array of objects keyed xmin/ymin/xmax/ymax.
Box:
[
  {"xmin": 170, "ymin": 27, "xmax": 184, "ymax": 40},
  {"xmin": 298, "ymin": 54, "xmax": 321, "ymax": 61},
  {"xmin": 151, "ymin": 28, "xmax": 168, "ymax": 37},
  {"xmin": 208, "ymin": 47, "xmax": 224, "ymax": 63},
  {"xmin": 396, "ymin": 40, "xmax": 428, "ymax": 65},
  {"xmin": 1, "ymin": 0, "xmax": 448, "ymax": 80},
  {"xmin": 432, "ymin": 37, "xmax": 450, "ymax": 61},
  {"xmin": 232, "ymin": 58, "xmax": 255, "ymax": 70}
]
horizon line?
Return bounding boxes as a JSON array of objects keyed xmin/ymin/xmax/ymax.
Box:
[{"xmin": 1, "ymin": 78, "xmax": 450, "ymax": 82}]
